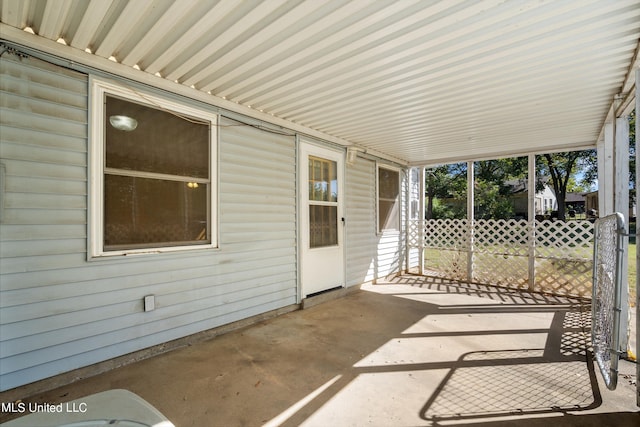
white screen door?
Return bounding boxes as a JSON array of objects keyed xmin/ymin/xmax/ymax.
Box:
[{"xmin": 300, "ymin": 142, "xmax": 345, "ymax": 298}]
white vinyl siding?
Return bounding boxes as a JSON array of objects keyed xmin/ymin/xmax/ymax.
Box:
[
  {"xmin": 0, "ymin": 54, "xmax": 297, "ymax": 391},
  {"xmin": 376, "ymin": 164, "xmax": 404, "ymax": 278},
  {"xmin": 344, "ymin": 157, "xmax": 406, "ymax": 284},
  {"xmin": 345, "ymin": 157, "xmax": 376, "ymax": 286},
  {"xmin": 0, "ymin": 48, "xmax": 410, "ymax": 393}
]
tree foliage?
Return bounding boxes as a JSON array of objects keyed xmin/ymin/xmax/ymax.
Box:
[
  {"xmin": 426, "ymin": 158, "xmax": 532, "ymax": 220},
  {"xmin": 538, "ymin": 150, "xmax": 593, "ymax": 221},
  {"xmin": 425, "ymin": 164, "xmax": 466, "ymax": 219},
  {"xmin": 426, "ymin": 152, "xmax": 596, "ymax": 221}
]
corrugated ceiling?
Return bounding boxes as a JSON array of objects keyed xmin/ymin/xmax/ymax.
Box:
[{"xmin": 1, "ymin": 0, "xmax": 639, "ymax": 165}]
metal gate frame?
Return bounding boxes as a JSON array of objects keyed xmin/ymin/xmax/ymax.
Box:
[{"xmin": 592, "ymin": 212, "xmax": 627, "ymax": 390}]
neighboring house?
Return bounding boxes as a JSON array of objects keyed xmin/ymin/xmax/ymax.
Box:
[
  {"xmin": 583, "ymin": 191, "xmax": 636, "ymax": 219},
  {"xmin": 564, "ymin": 192, "xmax": 586, "ymax": 216},
  {"xmin": 507, "ymin": 179, "xmax": 557, "ymax": 219}
]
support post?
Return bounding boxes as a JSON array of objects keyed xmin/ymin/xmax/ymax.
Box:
[
  {"xmin": 599, "ymin": 122, "xmax": 615, "ymax": 216},
  {"xmin": 614, "ymin": 116, "xmax": 630, "ymax": 354},
  {"xmin": 615, "ymin": 117, "xmax": 630, "ymax": 222},
  {"xmin": 419, "ymin": 167, "xmax": 425, "ymax": 275},
  {"xmin": 635, "ymin": 68, "xmax": 639, "ymax": 408},
  {"xmin": 467, "ymin": 161, "xmax": 474, "ymax": 282},
  {"xmin": 528, "ymin": 154, "xmax": 536, "ymax": 291}
]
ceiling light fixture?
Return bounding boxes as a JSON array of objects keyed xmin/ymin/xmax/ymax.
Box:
[{"xmin": 109, "ymin": 115, "xmax": 138, "ymax": 132}]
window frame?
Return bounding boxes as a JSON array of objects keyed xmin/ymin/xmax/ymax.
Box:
[
  {"xmin": 89, "ymin": 77, "xmax": 218, "ymax": 258},
  {"xmin": 376, "ymin": 164, "xmax": 401, "ymax": 234}
]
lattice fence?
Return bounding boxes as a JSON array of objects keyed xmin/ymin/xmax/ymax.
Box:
[
  {"xmin": 412, "ymin": 218, "xmax": 595, "ymax": 298},
  {"xmin": 422, "ymin": 219, "xmax": 469, "ymax": 281},
  {"xmin": 424, "ymin": 219, "xmax": 470, "ymax": 249},
  {"xmin": 534, "ymin": 220, "xmax": 594, "ymax": 297},
  {"xmin": 473, "ymin": 219, "xmax": 530, "ymax": 289}
]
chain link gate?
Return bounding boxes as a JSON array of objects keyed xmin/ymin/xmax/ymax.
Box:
[{"xmin": 592, "ymin": 213, "xmax": 627, "ymax": 390}]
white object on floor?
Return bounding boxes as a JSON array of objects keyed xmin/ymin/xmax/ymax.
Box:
[{"xmin": 2, "ymin": 389, "xmax": 174, "ymax": 427}]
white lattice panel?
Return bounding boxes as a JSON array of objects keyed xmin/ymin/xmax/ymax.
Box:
[
  {"xmin": 535, "ymin": 220, "xmax": 593, "ymax": 259},
  {"xmin": 417, "ymin": 218, "xmax": 594, "ymax": 299},
  {"xmin": 534, "ymin": 258, "xmax": 593, "ymax": 297},
  {"xmin": 472, "ymin": 253, "xmax": 529, "ymax": 289},
  {"xmin": 424, "ymin": 219, "xmax": 470, "ymax": 249},
  {"xmin": 533, "ymin": 220, "xmax": 593, "ymax": 297},
  {"xmin": 474, "ymin": 219, "xmax": 530, "ymax": 256},
  {"xmin": 424, "ymin": 248, "xmax": 468, "ymax": 281}
]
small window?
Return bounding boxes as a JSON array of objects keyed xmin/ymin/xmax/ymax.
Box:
[
  {"xmin": 90, "ymin": 78, "xmax": 217, "ymax": 257},
  {"xmin": 378, "ymin": 166, "xmax": 400, "ymax": 233}
]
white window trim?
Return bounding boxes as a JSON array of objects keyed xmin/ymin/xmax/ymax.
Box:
[
  {"xmin": 88, "ymin": 77, "xmax": 218, "ymax": 258},
  {"xmin": 376, "ymin": 163, "xmax": 401, "ymax": 235}
]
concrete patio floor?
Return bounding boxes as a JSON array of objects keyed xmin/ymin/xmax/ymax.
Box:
[{"xmin": 1, "ymin": 276, "xmax": 638, "ymax": 426}]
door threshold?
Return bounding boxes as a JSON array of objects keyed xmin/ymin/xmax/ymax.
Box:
[
  {"xmin": 306, "ymin": 286, "xmax": 343, "ymax": 298},
  {"xmin": 302, "ymin": 285, "xmax": 358, "ymax": 309}
]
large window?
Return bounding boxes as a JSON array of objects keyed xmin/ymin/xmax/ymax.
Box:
[
  {"xmin": 377, "ymin": 166, "xmax": 400, "ymax": 232},
  {"xmin": 90, "ymin": 79, "xmax": 217, "ymax": 257}
]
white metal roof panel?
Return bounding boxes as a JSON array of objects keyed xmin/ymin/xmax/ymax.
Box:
[{"xmin": 1, "ymin": 0, "xmax": 638, "ymax": 165}]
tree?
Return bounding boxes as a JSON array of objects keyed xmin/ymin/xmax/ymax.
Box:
[
  {"xmin": 475, "ymin": 157, "xmax": 528, "ymax": 187},
  {"xmin": 539, "ymin": 150, "xmax": 593, "ymax": 220},
  {"xmin": 425, "ymin": 164, "xmax": 466, "ymax": 219},
  {"xmin": 474, "ymin": 158, "xmax": 531, "ymax": 219},
  {"xmin": 474, "ymin": 180, "xmax": 515, "ymax": 219},
  {"xmin": 425, "ymin": 166, "xmax": 453, "ymax": 219}
]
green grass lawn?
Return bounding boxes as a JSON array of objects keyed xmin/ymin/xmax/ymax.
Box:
[{"xmin": 424, "ymin": 243, "xmax": 638, "ymax": 306}]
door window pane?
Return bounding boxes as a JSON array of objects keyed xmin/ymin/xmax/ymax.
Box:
[
  {"xmin": 308, "ymin": 155, "xmax": 338, "ymax": 248},
  {"xmin": 309, "ymin": 205, "xmax": 338, "ymax": 248},
  {"xmin": 309, "ymin": 156, "xmax": 337, "ymax": 202}
]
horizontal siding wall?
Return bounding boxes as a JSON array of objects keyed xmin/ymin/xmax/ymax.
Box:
[
  {"xmin": 218, "ymin": 116, "xmax": 297, "ymax": 312},
  {"xmin": 344, "ymin": 156, "xmax": 405, "ymax": 285},
  {"xmin": 345, "ymin": 157, "xmax": 376, "ymax": 286},
  {"xmin": 376, "ymin": 163, "xmax": 405, "ymax": 279},
  {"xmin": 0, "ymin": 53, "xmax": 297, "ymax": 392},
  {"xmin": 376, "ymin": 232, "xmax": 403, "ymax": 278}
]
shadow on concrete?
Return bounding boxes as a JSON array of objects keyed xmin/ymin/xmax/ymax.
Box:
[
  {"xmin": 420, "ymin": 287, "xmax": 599, "ymax": 421},
  {"xmin": 274, "ymin": 276, "xmax": 640, "ymax": 426}
]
